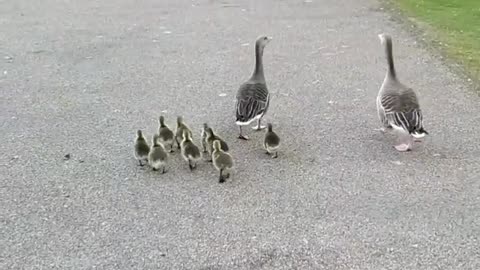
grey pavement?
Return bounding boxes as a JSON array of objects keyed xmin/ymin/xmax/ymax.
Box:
[{"xmin": 1, "ymin": 0, "xmax": 479, "ymax": 269}]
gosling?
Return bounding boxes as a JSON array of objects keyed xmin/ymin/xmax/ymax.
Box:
[
  {"xmin": 201, "ymin": 123, "xmax": 209, "ymax": 153},
  {"xmin": 134, "ymin": 130, "xmax": 150, "ymax": 166},
  {"xmin": 212, "ymin": 140, "xmax": 234, "ymax": 183},
  {"xmin": 175, "ymin": 116, "xmax": 191, "ymax": 150},
  {"xmin": 181, "ymin": 130, "xmax": 202, "ymax": 171},
  {"xmin": 158, "ymin": 115, "xmax": 175, "ymax": 152},
  {"xmin": 264, "ymin": 123, "xmax": 280, "ymax": 158},
  {"xmin": 148, "ymin": 134, "xmax": 169, "ymax": 173},
  {"xmin": 205, "ymin": 127, "xmax": 229, "ymax": 162}
]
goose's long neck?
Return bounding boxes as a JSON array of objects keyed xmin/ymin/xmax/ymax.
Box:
[
  {"xmin": 251, "ymin": 44, "xmax": 265, "ymax": 81},
  {"xmin": 384, "ymin": 37, "xmax": 396, "ymax": 79}
]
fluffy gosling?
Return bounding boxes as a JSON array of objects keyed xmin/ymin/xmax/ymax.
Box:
[
  {"xmin": 134, "ymin": 130, "xmax": 150, "ymax": 166},
  {"xmin": 181, "ymin": 130, "xmax": 202, "ymax": 171},
  {"xmin": 201, "ymin": 123, "xmax": 209, "ymax": 153},
  {"xmin": 212, "ymin": 140, "xmax": 234, "ymax": 183},
  {"xmin": 148, "ymin": 134, "xmax": 169, "ymax": 173},
  {"xmin": 264, "ymin": 123, "xmax": 280, "ymax": 158},
  {"xmin": 158, "ymin": 115, "xmax": 175, "ymax": 152},
  {"xmin": 205, "ymin": 127, "xmax": 229, "ymax": 162},
  {"xmin": 175, "ymin": 116, "xmax": 191, "ymax": 149}
]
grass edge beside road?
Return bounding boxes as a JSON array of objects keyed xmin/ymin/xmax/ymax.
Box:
[{"xmin": 384, "ymin": 0, "xmax": 480, "ymax": 90}]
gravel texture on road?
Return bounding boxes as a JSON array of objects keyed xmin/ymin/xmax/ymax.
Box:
[{"xmin": 1, "ymin": 0, "xmax": 479, "ymax": 269}]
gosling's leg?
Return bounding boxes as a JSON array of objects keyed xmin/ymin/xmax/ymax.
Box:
[
  {"xmin": 188, "ymin": 160, "xmax": 194, "ymax": 171},
  {"xmin": 175, "ymin": 137, "xmax": 181, "ymax": 149},
  {"xmin": 219, "ymin": 169, "xmax": 226, "ymax": 183}
]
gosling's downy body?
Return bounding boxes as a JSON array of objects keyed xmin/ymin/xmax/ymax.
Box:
[
  {"xmin": 201, "ymin": 123, "xmax": 209, "ymax": 153},
  {"xmin": 181, "ymin": 130, "xmax": 202, "ymax": 171},
  {"xmin": 235, "ymin": 35, "xmax": 272, "ymax": 140},
  {"xmin": 377, "ymin": 33, "xmax": 428, "ymax": 152},
  {"xmin": 205, "ymin": 127, "xmax": 229, "ymax": 162},
  {"xmin": 148, "ymin": 134, "xmax": 169, "ymax": 173},
  {"xmin": 175, "ymin": 116, "xmax": 191, "ymax": 149},
  {"xmin": 158, "ymin": 115, "xmax": 175, "ymax": 152},
  {"xmin": 134, "ymin": 130, "xmax": 150, "ymax": 166},
  {"xmin": 212, "ymin": 140, "xmax": 234, "ymax": 183},
  {"xmin": 264, "ymin": 123, "xmax": 280, "ymax": 158}
]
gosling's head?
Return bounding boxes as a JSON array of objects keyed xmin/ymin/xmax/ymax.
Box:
[
  {"xmin": 206, "ymin": 127, "xmax": 214, "ymax": 136},
  {"xmin": 159, "ymin": 115, "xmax": 165, "ymax": 125},
  {"xmin": 137, "ymin": 130, "xmax": 144, "ymax": 138},
  {"xmin": 177, "ymin": 116, "xmax": 184, "ymax": 125},
  {"xmin": 152, "ymin": 134, "xmax": 160, "ymax": 145},
  {"xmin": 267, "ymin": 123, "xmax": 273, "ymax": 132},
  {"xmin": 203, "ymin": 123, "xmax": 209, "ymax": 130},
  {"xmin": 213, "ymin": 140, "xmax": 222, "ymax": 151}
]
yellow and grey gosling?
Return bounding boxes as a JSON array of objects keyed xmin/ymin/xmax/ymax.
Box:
[
  {"xmin": 134, "ymin": 130, "xmax": 150, "ymax": 166},
  {"xmin": 264, "ymin": 123, "xmax": 280, "ymax": 158},
  {"xmin": 175, "ymin": 116, "xmax": 192, "ymax": 150},
  {"xmin": 181, "ymin": 130, "xmax": 202, "ymax": 171},
  {"xmin": 200, "ymin": 123, "xmax": 209, "ymax": 153},
  {"xmin": 148, "ymin": 134, "xmax": 169, "ymax": 173},
  {"xmin": 205, "ymin": 127, "xmax": 229, "ymax": 162},
  {"xmin": 212, "ymin": 140, "xmax": 234, "ymax": 183},
  {"xmin": 158, "ymin": 115, "xmax": 175, "ymax": 153}
]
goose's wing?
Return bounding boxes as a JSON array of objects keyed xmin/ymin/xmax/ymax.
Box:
[
  {"xmin": 235, "ymin": 82, "xmax": 269, "ymax": 123},
  {"xmin": 381, "ymin": 89, "xmax": 426, "ymax": 135}
]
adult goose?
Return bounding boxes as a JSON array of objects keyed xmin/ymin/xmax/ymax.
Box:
[
  {"xmin": 377, "ymin": 33, "xmax": 428, "ymax": 152},
  {"xmin": 235, "ymin": 35, "xmax": 272, "ymax": 140}
]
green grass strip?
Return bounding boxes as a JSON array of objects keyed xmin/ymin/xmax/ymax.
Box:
[{"xmin": 395, "ymin": 0, "xmax": 480, "ymax": 80}]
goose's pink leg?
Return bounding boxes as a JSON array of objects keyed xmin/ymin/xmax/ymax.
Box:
[{"xmin": 394, "ymin": 134, "xmax": 412, "ymax": 152}]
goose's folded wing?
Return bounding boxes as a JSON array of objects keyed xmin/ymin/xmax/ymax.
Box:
[
  {"xmin": 236, "ymin": 83, "xmax": 269, "ymax": 121},
  {"xmin": 236, "ymin": 97, "xmax": 268, "ymax": 122},
  {"xmin": 385, "ymin": 109, "xmax": 424, "ymax": 133},
  {"xmin": 381, "ymin": 90, "xmax": 425, "ymax": 133},
  {"xmin": 380, "ymin": 89, "xmax": 418, "ymax": 111}
]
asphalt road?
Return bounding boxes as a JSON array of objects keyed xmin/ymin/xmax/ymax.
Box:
[{"xmin": 1, "ymin": 0, "xmax": 479, "ymax": 269}]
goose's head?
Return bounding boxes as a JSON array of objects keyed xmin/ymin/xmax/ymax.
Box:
[
  {"xmin": 256, "ymin": 35, "xmax": 272, "ymax": 49},
  {"xmin": 378, "ymin": 33, "xmax": 391, "ymax": 45}
]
